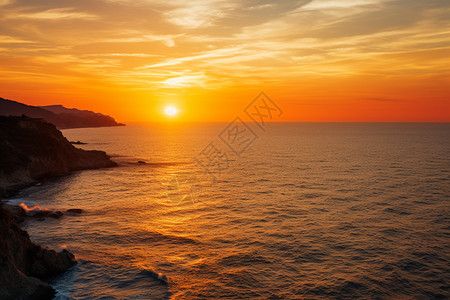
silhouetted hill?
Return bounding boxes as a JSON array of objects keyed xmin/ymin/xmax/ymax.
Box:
[
  {"xmin": 40, "ymin": 105, "xmax": 125, "ymax": 128},
  {"xmin": 0, "ymin": 97, "xmax": 125, "ymax": 129},
  {"xmin": 38, "ymin": 105, "xmax": 78, "ymax": 114},
  {"xmin": 0, "ymin": 98, "xmax": 61, "ymax": 125}
]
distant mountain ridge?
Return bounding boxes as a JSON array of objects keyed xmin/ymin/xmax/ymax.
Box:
[{"xmin": 0, "ymin": 97, "xmax": 125, "ymax": 129}]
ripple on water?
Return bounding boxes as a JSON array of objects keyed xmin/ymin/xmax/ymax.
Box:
[{"xmin": 51, "ymin": 260, "xmax": 171, "ymax": 300}]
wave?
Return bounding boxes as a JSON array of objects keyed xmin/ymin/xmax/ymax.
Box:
[
  {"xmin": 5, "ymin": 198, "xmax": 36, "ymax": 206},
  {"xmin": 139, "ymin": 231, "xmax": 199, "ymax": 245},
  {"xmin": 112, "ymin": 156, "xmax": 191, "ymax": 167},
  {"xmin": 217, "ymin": 252, "xmax": 272, "ymax": 267},
  {"xmin": 51, "ymin": 260, "xmax": 171, "ymax": 300},
  {"xmin": 140, "ymin": 269, "xmax": 169, "ymax": 284},
  {"xmin": 84, "ymin": 230, "xmax": 200, "ymax": 247},
  {"xmin": 4, "ymin": 199, "xmax": 51, "ymax": 216}
]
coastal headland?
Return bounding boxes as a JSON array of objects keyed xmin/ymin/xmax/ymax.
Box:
[{"xmin": 0, "ymin": 115, "xmax": 117, "ymax": 299}]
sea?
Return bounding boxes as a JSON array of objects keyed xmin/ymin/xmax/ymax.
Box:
[{"xmin": 6, "ymin": 123, "xmax": 450, "ymax": 299}]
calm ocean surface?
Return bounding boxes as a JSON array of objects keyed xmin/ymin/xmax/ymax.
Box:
[{"xmin": 8, "ymin": 123, "xmax": 450, "ymax": 299}]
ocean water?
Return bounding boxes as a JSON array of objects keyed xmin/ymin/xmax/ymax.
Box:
[{"xmin": 8, "ymin": 123, "xmax": 450, "ymax": 299}]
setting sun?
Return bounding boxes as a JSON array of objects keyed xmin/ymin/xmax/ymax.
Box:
[{"xmin": 164, "ymin": 106, "xmax": 179, "ymax": 117}]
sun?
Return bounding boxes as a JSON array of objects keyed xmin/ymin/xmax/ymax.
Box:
[{"xmin": 164, "ymin": 106, "xmax": 179, "ymax": 117}]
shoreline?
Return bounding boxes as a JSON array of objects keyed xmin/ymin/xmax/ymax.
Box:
[{"xmin": 0, "ymin": 115, "xmax": 118, "ymax": 299}]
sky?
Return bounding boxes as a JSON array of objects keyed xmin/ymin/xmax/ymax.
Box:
[{"xmin": 0, "ymin": 0, "xmax": 449, "ymax": 122}]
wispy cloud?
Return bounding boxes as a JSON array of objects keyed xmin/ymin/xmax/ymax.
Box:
[
  {"xmin": 163, "ymin": 0, "xmax": 237, "ymax": 28},
  {"xmin": 0, "ymin": 35, "xmax": 35, "ymax": 43},
  {"xmin": 106, "ymin": 34, "xmax": 184, "ymax": 47},
  {"xmin": 136, "ymin": 46, "xmax": 243, "ymax": 69},
  {"xmin": 301, "ymin": 0, "xmax": 388, "ymax": 10},
  {"xmin": 362, "ymin": 97, "xmax": 402, "ymax": 102},
  {"xmin": 96, "ymin": 53, "xmax": 162, "ymax": 58},
  {"xmin": 7, "ymin": 8, "xmax": 98, "ymax": 20},
  {"xmin": 0, "ymin": 0, "xmax": 13, "ymax": 6},
  {"xmin": 161, "ymin": 74, "xmax": 206, "ymax": 87}
]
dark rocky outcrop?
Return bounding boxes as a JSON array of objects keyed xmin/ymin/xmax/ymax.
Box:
[
  {"xmin": 0, "ymin": 97, "xmax": 125, "ymax": 129},
  {"xmin": 0, "ymin": 203, "xmax": 76, "ymax": 299},
  {"xmin": 0, "ymin": 115, "xmax": 118, "ymax": 197},
  {"xmin": 66, "ymin": 209, "xmax": 83, "ymax": 214},
  {"xmin": 3, "ymin": 204, "xmax": 72, "ymax": 221},
  {"xmin": 48, "ymin": 211, "xmax": 64, "ymax": 219},
  {"xmin": 0, "ymin": 115, "xmax": 115, "ymax": 298}
]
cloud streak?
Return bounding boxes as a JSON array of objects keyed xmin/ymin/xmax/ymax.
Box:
[{"xmin": 7, "ymin": 7, "xmax": 98, "ymax": 20}]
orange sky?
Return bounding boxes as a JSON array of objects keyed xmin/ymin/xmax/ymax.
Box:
[{"xmin": 1, "ymin": 0, "xmax": 449, "ymax": 122}]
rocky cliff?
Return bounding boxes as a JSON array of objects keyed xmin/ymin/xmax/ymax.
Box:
[
  {"xmin": 0, "ymin": 203, "xmax": 76, "ymax": 299},
  {"xmin": 0, "ymin": 115, "xmax": 117, "ymax": 197}
]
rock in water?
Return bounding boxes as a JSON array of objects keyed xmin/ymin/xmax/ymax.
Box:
[
  {"xmin": 66, "ymin": 208, "xmax": 84, "ymax": 214},
  {"xmin": 48, "ymin": 211, "xmax": 64, "ymax": 219}
]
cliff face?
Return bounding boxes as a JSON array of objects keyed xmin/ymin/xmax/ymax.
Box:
[
  {"xmin": 0, "ymin": 203, "xmax": 76, "ymax": 299},
  {"xmin": 0, "ymin": 115, "xmax": 117, "ymax": 197}
]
